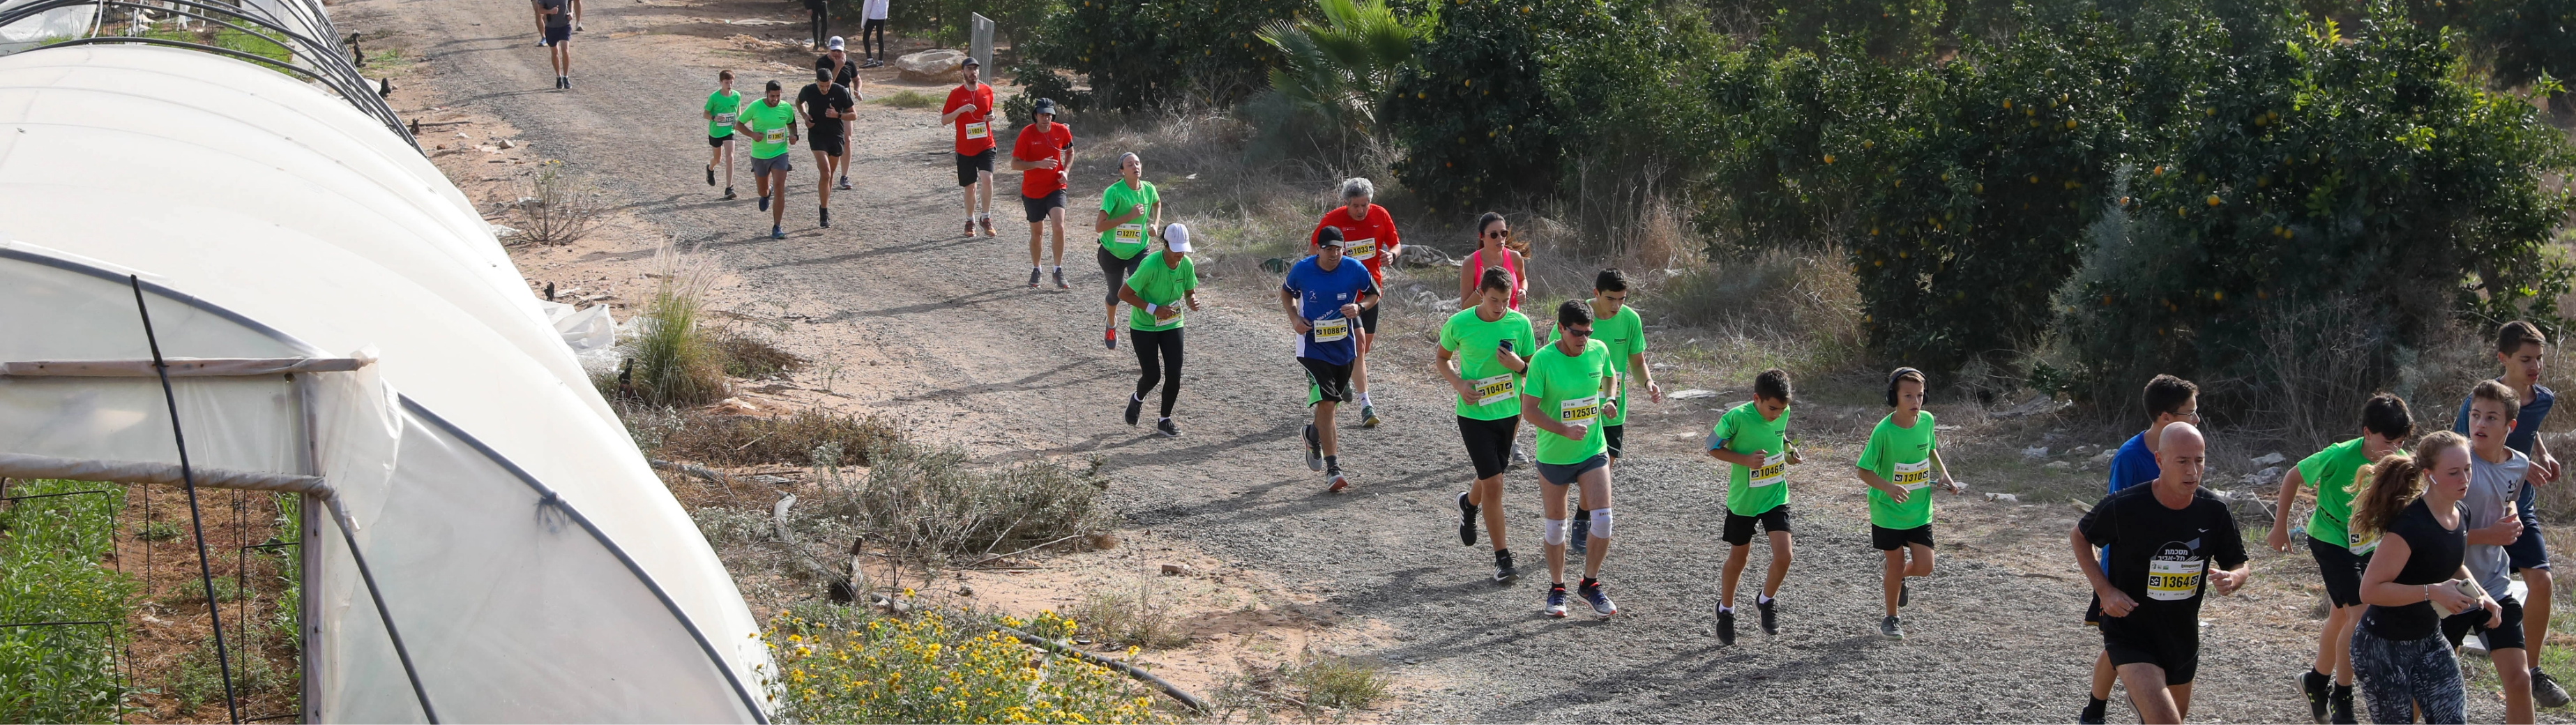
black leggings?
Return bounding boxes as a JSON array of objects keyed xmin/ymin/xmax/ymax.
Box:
[
  {"xmin": 809, "ymin": 8, "xmax": 828, "ymax": 50},
  {"xmin": 1131, "ymin": 327, "xmax": 1183, "ymax": 418},
  {"xmin": 1099, "ymin": 245, "xmax": 1144, "ymax": 306},
  {"xmin": 861, "ymin": 18, "xmax": 886, "ymax": 59}
]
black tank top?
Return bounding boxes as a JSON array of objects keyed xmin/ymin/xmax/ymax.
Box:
[{"xmin": 2362, "ymin": 498, "xmax": 2467, "ymax": 640}]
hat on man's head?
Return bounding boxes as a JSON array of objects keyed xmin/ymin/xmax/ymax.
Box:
[
  {"xmin": 1314, "ymin": 225, "xmax": 1345, "ymax": 247},
  {"xmin": 826, "ymin": 36, "xmax": 847, "ymax": 50},
  {"xmin": 1163, "ymin": 223, "xmax": 1192, "ymax": 253},
  {"xmin": 960, "ymin": 55, "xmax": 980, "ymax": 67},
  {"xmin": 1032, "ymin": 97, "xmax": 1059, "ymax": 117}
]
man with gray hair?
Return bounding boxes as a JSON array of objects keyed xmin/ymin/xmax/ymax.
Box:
[{"xmin": 1310, "ymin": 177, "xmax": 1402, "ymax": 428}]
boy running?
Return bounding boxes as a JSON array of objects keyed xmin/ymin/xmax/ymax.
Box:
[
  {"xmin": 2454, "ymin": 381, "xmax": 2540, "ymax": 723},
  {"xmin": 734, "ymin": 80, "xmax": 798, "ymax": 239},
  {"xmin": 2450, "ymin": 320, "xmax": 2571, "ymax": 708},
  {"xmin": 2073, "ymin": 423, "xmax": 2250, "ymax": 725},
  {"xmin": 1523, "ymin": 299, "xmax": 1622, "ymax": 617},
  {"xmin": 1709, "ymin": 368, "xmax": 1798, "ymax": 645},
  {"xmin": 940, "ymin": 56, "xmax": 997, "ymax": 237},
  {"xmin": 1545, "ymin": 269, "xmax": 1663, "ymax": 552},
  {"xmin": 1855, "ymin": 367, "xmax": 1960, "ymax": 639},
  {"xmin": 702, "ymin": 70, "xmax": 742, "ymax": 200},
  {"xmin": 1280, "ymin": 227, "xmax": 1377, "ymax": 491},
  {"xmin": 2264, "ymin": 393, "xmax": 2411, "ymax": 724},
  {"xmin": 2079, "ymin": 374, "xmax": 2200, "ymax": 724},
  {"xmin": 1438, "ymin": 268, "xmax": 1537, "ymax": 584}
]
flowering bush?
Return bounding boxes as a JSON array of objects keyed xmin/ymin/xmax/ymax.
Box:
[{"xmin": 759, "ymin": 608, "xmax": 1166, "ymax": 724}]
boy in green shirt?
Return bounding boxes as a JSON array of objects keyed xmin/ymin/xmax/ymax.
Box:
[
  {"xmin": 1544, "ymin": 269, "xmax": 1663, "ymax": 555},
  {"xmin": 2264, "ymin": 393, "xmax": 2412, "ymax": 724},
  {"xmin": 1854, "ymin": 367, "xmax": 1960, "ymax": 639},
  {"xmin": 1707, "ymin": 368, "xmax": 1799, "ymax": 645},
  {"xmin": 1438, "ymin": 268, "xmax": 1540, "ymax": 584},
  {"xmin": 702, "ymin": 70, "xmax": 743, "ymax": 200},
  {"xmin": 1522, "ymin": 300, "xmax": 1622, "ymax": 618},
  {"xmin": 734, "ymin": 80, "xmax": 799, "ymax": 240}
]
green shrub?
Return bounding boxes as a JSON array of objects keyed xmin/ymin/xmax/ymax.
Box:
[
  {"xmin": 761, "ymin": 609, "xmax": 1166, "ymax": 724},
  {"xmin": 624, "ymin": 269, "xmax": 730, "ymax": 407},
  {"xmin": 0, "ymin": 480, "xmax": 135, "ymax": 723},
  {"xmin": 1255, "ymin": 0, "xmax": 1437, "ymax": 144},
  {"xmin": 1380, "ymin": 0, "xmax": 1576, "ymax": 211},
  {"xmin": 1019, "ymin": 0, "xmax": 1302, "ymax": 112}
]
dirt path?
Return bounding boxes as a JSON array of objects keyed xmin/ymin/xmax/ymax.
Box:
[{"xmin": 325, "ymin": 0, "xmax": 2570, "ymax": 721}]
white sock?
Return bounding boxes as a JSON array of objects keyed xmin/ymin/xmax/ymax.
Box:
[
  {"xmin": 1757, "ymin": 593, "xmax": 1773, "ymax": 606},
  {"xmin": 1357, "ymin": 392, "xmax": 1372, "ymax": 406},
  {"xmin": 1718, "ymin": 604, "xmax": 1733, "ymax": 613}
]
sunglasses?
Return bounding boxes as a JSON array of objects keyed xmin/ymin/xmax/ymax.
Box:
[
  {"xmin": 1565, "ymin": 327, "xmax": 1594, "ymax": 336},
  {"xmin": 1483, "ymin": 229, "xmax": 1511, "ymax": 239}
]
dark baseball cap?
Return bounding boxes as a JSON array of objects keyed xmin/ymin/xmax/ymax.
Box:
[{"xmin": 1032, "ymin": 97, "xmax": 1058, "ymax": 116}]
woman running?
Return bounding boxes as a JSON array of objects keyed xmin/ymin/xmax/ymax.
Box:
[
  {"xmin": 1458, "ymin": 212, "xmax": 1526, "ymax": 312},
  {"xmin": 2349, "ymin": 430, "xmax": 2497, "ymax": 725},
  {"xmin": 1094, "ymin": 152, "xmax": 1160, "ymax": 349},
  {"xmin": 1116, "ymin": 223, "xmax": 1197, "ymax": 437}
]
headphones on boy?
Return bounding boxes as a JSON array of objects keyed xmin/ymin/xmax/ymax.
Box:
[{"xmin": 1886, "ymin": 367, "xmax": 1924, "ymax": 408}]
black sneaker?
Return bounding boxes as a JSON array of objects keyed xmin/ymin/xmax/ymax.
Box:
[
  {"xmin": 1716, "ymin": 606, "xmax": 1736, "ymax": 645},
  {"xmin": 1155, "ymin": 418, "xmax": 1180, "ymax": 438},
  {"xmin": 2329, "ymin": 684, "xmax": 2356, "ymax": 724},
  {"xmin": 1104, "ymin": 327, "xmax": 1117, "ymax": 350},
  {"xmin": 1303, "ymin": 424, "xmax": 1324, "ymax": 472},
  {"xmin": 1543, "ymin": 583, "xmax": 1568, "ymax": 618},
  {"xmin": 1492, "ymin": 549, "xmax": 1520, "ymax": 583},
  {"xmin": 706, "ymin": 166, "xmax": 716, "ymax": 186},
  {"xmin": 1569, "ymin": 509, "xmax": 1590, "ymax": 555},
  {"xmin": 770, "ymin": 225, "xmax": 785, "ymax": 240},
  {"xmin": 759, "ymin": 194, "xmax": 770, "ymax": 212},
  {"xmin": 722, "ymin": 186, "xmax": 737, "ymax": 200},
  {"xmin": 1028, "ymin": 267, "xmax": 1042, "ymax": 287},
  {"xmin": 1457, "ymin": 492, "xmax": 1478, "ymax": 546},
  {"xmin": 1053, "ymin": 267, "xmax": 1069, "ymax": 290},
  {"xmin": 1880, "ymin": 615, "xmax": 1903, "ymax": 639},
  {"xmin": 2536, "ymin": 667, "xmax": 2571, "ymax": 708},
  {"xmin": 2078, "ymin": 697, "xmax": 2109, "ymax": 724},
  {"xmin": 1757, "ymin": 597, "xmax": 1778, "ymax": 634},
  {"xmin": 1124, "ymin": 395, "xmax": 1143, "ymax": 426},
  {"xmin": 819, "ymin": 207, "xmax": 831, "ymax": 228},
  {"xmin": 1578, "ymin": 579, "xmax": 1616, "ymax": 617},
  {"xmin": 2303, "ymin": 670, "xmax": 2331, "ymax": 724}
]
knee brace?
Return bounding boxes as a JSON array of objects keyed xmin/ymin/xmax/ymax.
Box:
[
  {"xmin": 1544, "ymin": 518, "xmax": 1568, "ymax": 546},
  {"xmin": 1587, "ymin": 508, "xmax": 1612, "ymax": 539}
]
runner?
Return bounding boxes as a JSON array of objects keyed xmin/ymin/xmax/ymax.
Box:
[
  {"xmin": 2449, "ymin": 320, "xmax": 2571, "ymax": 708},
  {"xmin": 733, "ymin": 80, "xmax": 798, "ymax": 239},
  {"xmin": 795, "ymin": 66, "xmax": 854, "ymax": 229},
  {"xmin": 1855, "ymin": 366, "xmax": 1960, "ymax": 639},
  {"xmin": 1116, "ymin": 223, "xmax": 1197, "ymax": 438},
  {"xmin": 1545, "ymin": 269, "xmax": 1662, "ymax": 551},
  {"xmin": 814, "ymin": 38, "xmax": 860, "ymax": 191},
  {"xmin": 1457, "ymin": 211, "xmax": 1526, "ymax": 312},
  {"xmin": 1279, "ymin": 227, "xmax": 1378, "ymax": 492},
  {"xmin": 2454, "ymin": 382, "xmax": 2537, "ymax": 723},
  {"xmin": 2348, "ymin": 430, "xmax": 2488, "ymax": 725},
  {"xmin": 2079, "ymin": 374, "xmax": 2201, "ymax": 724},
  {"xmin": 1011, "ymin": 98, "xmax": 1075, "ymax": 289},
  {"xmin": 533, "ymin": 0, "xmax": 571, "ymax": 88},
  {"xmin": 939, "ymin": 56, "xmax": 997, "ymax": 238},
  {"xmin": 2072, "ymin": 422, "xmax": 2249, "ymax": 725},
  {"xmin": 858, "ymin": 0, "xmax": 888, "ymax": 67},
  {"xmin": 1309, "ymin": 179, "xmax": 1399, "ymax": 428},
  {"xmin": 1523, "ymin": 299, "xmax": 1621, "ymax": 617},
  {"xmin": 1709, "ymin": 368, "xmax": 1798, "ymax": 644},
  {"xmin": 1437, "ymin": 267, "xmax": 1538, "ymax": 585},
  {"xmin": 702, "ymin": 70, "xmax": 743, "ymax": 200},
  {"xmin": 2265, "ymin": 393, "xmax": 2411, "ymax": 724},
  {"xmin": 1093, "ymin": 152, "xmax": 1159, "ymax": 349}
]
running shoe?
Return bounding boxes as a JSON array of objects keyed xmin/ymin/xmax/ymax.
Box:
[
  {"xmin": 861, "ymin": 59, "xmax": 884, "ymax": 68},
  {"xmin": 723, "ymin": 186, "xmax": 737, "ymax": 200},
  {"xmin": 1053, "ymin": 267, "xmax": 1069, "ymax": 290},
  {"xmin": 1716, "ymin": 606, "xmax": 1736, "ymax": 645},
  {"xmin": 2329, "ymin": 685, "xmax": 2356, "ymax": 724},
  {"xmin": 759, "ymin": 194, "xmax": 771, "ymax": 212},
  {"xmin": 771, "ymin": 225, "xmax": 786, "ymax": 240},
  {"xmin": 1303, "ymin": 424, "xmax": 1323, "ymax": 472},
  {"xmin": 1568, "ymin": 510, "xmax": 1589, "ymax": 555},
  {"xmin": 1578, "ymin": 580, "xmax": 1616, "ymax": 617},
  {"xmin": 979, "ymin": 216, "xmax": 997, "ymax": 237},
  {"xmin": 1457, "ymin": 491, "xmax": 1478, "ymax": 546},
  {"xmin": 1155, "ymin": 418, "xmax": 1180, "ymax": 438},
  {"xmin": 1510, "ymin": 443, "xmax": 1529, "ymax": 470},
  {"xmin": 1028, "ymin": 267, "xmax": 1042, "ymax": 287},
  {"xmin": 1544, "ymin": 584, "xmax": 1568, "ymax": 618},
  {"xmin": 838, "ymin": 175, "xmax": 853, "ymax": 190},
  {"xmin": 2302, "ymin": 670, "xmax": 2331, "ymax": 724},
  {"xmin": 1361, "ymin": 404, "xmax": 1381, "ymax": 428},
  {"xmin": 1900, "ymin": 581, "xmax": 1910, "ymax": 607},
  {"xmin": 706, "ymin": 166, "xmax": 716, "ymax": 186},
  {"xmin": 1326, "ymin": 470, "xmax": 1349, "ymax": 493},
  {"xmin": 819, "ymin": 207, "xmax": 831, "ymax": 228},
  {"xmin": 1492, "ymin": 549, "xmax": 1520, "ymax": 584},
  {"xmin": 537, "ymin": 38, "xmax": 548, "ymax": 47},
  {"xmin": 2078, "ymin": 698, "xmax": 2109, "ymax": 724},
  {"xmin": 964, "ymin": 219, "xmax": 976, "ymax": 237},
  {"xmin": 1104, "ymin": 327, "xmax": 1117, "ymax": 350},
  {"xmin": 1757, "ymin": 597, "xmax": 1778, "ymax": 634},
  {"xmin": 1123, "ymin": 395, "xmax": 1143, "ymax": 426},
  {"xmin": 1880, "ymin": 615, "xmax": 1903, "ymax": 639},
  {"xmin": 2535, "ymin": 667, "xmax": 2571, "ymax": 708}
]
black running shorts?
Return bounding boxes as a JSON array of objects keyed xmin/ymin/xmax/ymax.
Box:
[
  {"xmin": 1300, "ymin": 357, "xmax": 1354, "ymax": 403},
  {"xmin": 2442, "ymin": 592, "xmax": 2526, "ymax": 652},
  {"xmin": 2101, "ymin": 615, "xmax": 2198, "ymax": 685},
  {"xmin": 709, "ymin": 134, "xmax": 732, "ymax": 148},
  {"xmin": 1870, "ymin": 523, "xmax": 1934, "ymax": 551},
  {"xmin": 2310, "ymin": 535, "xmax": 2370, "ymax": 608},
  {"xmin": 1722, "ymin": 504, "xmax": 1790, "ymax": 546},
  {"xmin": 1457, "ymin": 415, "xmax": 1517, "ymax": 480},
  {"xmin": 1605, "ymin": 424, "xmax": 1626, "ymax": 459},
  {"xmin": 1023, "ymin": 189, "xmax": 1067, "ymax": 223},
  {"xmin": 956, "ymin": 148, "xmax": 995, "ymax": 187},
  {"xmin": 808, "ymin": 128, "xmax": 845, "ymax": 157},
  {"xmin": 1536, "ymin": 454, "xmax": 1608, "ymax": 487}
]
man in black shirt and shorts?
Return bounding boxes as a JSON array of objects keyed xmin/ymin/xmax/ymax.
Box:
[
  {"xmin": 796, "ymin": 66, "xmax": 855, "ymax": 229},
  {"xmin": 815, "ymin": 38, "xmax": 861, "ymax": 190},
  {"xmin": 2072, "ymin": 422, "xmax": 2250, "ymax": 725}
]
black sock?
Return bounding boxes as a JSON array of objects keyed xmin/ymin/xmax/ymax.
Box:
[
  {"xmin": 2082, "ymin": 697, "xmax": 2107, "ymax": 718},
  {"xmin": 1580, "ymin": 576, "xmax": 1598, "ymax": 588},
  {"xmin": 1323, "ymin": 454, "xmax": 1339, "ymax": 472}
]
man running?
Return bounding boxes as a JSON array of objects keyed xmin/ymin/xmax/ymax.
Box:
[
  {"xmin": 2080, "ymin": 374, "xmax": 2200, "ymax": 724},
  {"xmin": 703, "ymin": 70, "xmax": 743, "ymax": 200},
  {"xmin": 533, "ymin": 0, "xmax": 571, "ymax": 88},
  {"xmin": 1280, "ymin": 227, "xmax": 1377, "ymax": 492},
  {"xmin": 1545, "ymin": 269, "xmax": 1662, "ymax": 552},
  {"xmin": 1012, "ymin": 98, "xmax": 1075, "ymax": 289},
  {"xmin": 734, "ymin": 80, "xmax": 798, "ymax": 239},
  {"xmin": 1116, "ymin": 223, "xmax": 1198, "ymax": 438},
  {"xmin": 940, "ymin": 56, "xmax": 997, "ymax": 237},
  {"xmin": 1309, "ymin": 178, "xmax": 1400, "ymax": 428},
  {"xmin": 1524, "ymin": 299, "xmax": 1622, "ymax": 618},
  {"xmin": 1439, "ymin": 267, "xmax": 1538, "ymax": 584},
  {"xmin": 2073, "ymin": 422, "xmax": 2249, "ymax": 725},
  {"xmin": 796, "ymin": 67, "xmax": 854, "ymax": 230},
  {"xmin": 815, "ymin": 38, "xmax": 861, "ymax": 191}
]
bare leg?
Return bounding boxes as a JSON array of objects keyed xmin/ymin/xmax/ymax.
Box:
[
  {"xmin": 2317, "ymin": 604, "xmax": 2362, "ymax": 685},
  {"xmin": 2116, "ymin": 663, "xmax": 2182, "ymax": 724},
  {"xmin": 812, "ymin": 151, "xmax": 833, "ymax": 207},
  {"xmin": 1540, "ymin": 479, "xmax": 1569, "ymax": 584},
  {"xmin": 768, "ymin": 170, "xmax": 787, "ymax": 227},
  {"xmin": 1761, "ymin": 530, "xmax": 1792, "ymax": 597},
  {"xmin": 1027, "ymin": 219, "xmax": 1043, "ymax": 267},
  {"xmin": 2527, "ymin": 569, "xmax": 2554, "ymax": 666},
  {"xmin": 1577, "ymin": 466, "xmax": 1611, "ymax": 579},
  {"xmin": 1047, "ymin": 207, "xmax": 1068, "ymax": 268},
  {"xmin": 1471, "ymin": 474, "xmax": 1506, "ymax": 550},
  {"xmin": 976, "ymin": 172, "xmax": 994, "ymax": 223},
  {"xmin": 1881, "ymin": 548, "xmax": 1905, "ymax": 617},
  {"xmin": 2091, "ymin": 650, "xmax": 2116, "ymax": 700},
  {"xmin": 1312, "ymin": 401, "xmax": 1338, "ymax": 457},
  {"xmin": 1720, "ymin": 544, "xmax": 1749, "ymax": 609}
]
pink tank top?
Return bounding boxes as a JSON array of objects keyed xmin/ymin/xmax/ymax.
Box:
[{"xmin": 1469, "ymin": 248, "xmax": 1523, "ymax": 310}]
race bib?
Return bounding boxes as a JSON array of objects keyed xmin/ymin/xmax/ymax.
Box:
[
  {"xmin": 1312, "ymin": 316, "xmax": 1349, "ymax": 343},
  {"xmin": 1345, "ymin": 237, "xmax": 1377, "ymax": 260},
  {"xmin": 1560, "ymin": 394, "xmax": 1599, "ymax": 426},
  {"xmin": 1893, "ymin": 460, "xmax": 1931, "ymax": 491},
  {"xmin": 1153, "ymin": 306, "xmax": 1182, "ymax": 324},
  {"xmin": 1750, "ymin": 452, "xmax": 1787, "ymax": 487},
  {"xmin": 1114, "ymin": 223, "xmax": 1145, "ymax": 246},
  {"xmin": 715, "ymin": 112, "xmax": 736, "ymax": 126},
  {"xmin": 763, "ymin": 127, "xmax": 786, "ymax": 144},
  {"xmin": 1471, "ymin": 373, "xmax": 1515, "ymax": 407},
  {"xmin": 964, "ymin": 121, "xmax": 989, "ymax": 140},
  {"xmin": 2347, "ymin": 529, "xmax": 2379, "ymax": 555},
  {"xmin": 2148, "ymin": 558, "xmax": 2204, "ymax": 601}
]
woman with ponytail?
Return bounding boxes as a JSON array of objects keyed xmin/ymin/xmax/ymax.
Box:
[{"xmin": 2349, "ymin": 431, "xmax": 2499, "ymax": 724}]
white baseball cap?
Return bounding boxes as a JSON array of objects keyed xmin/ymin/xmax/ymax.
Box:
[
  {"xmin": 1162, "ymin": 223, "xmax": 1192, "ymax": 253},
  {"xmin": 827, "ymin": 36, "xmax": 847, "ymax": 50}
]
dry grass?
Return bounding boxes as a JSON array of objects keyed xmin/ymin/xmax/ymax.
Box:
[
  {"xmin": 1211, "ymin": 647, "xmax": 1391, "ymax": 723},
  {"xmin": 511, "ymin": 159, "xmax": 609, "ymax": 246},
  {"xmin": 1641, "ymin": 248, "xmax": 1870, "ymax": 388},
  {"xmin": 1068, "ymin": 577, "xmax": 1192, "ymax": 650},
  {"xmin": 646, "ymin": 406, "xmax": 907, "ymax": 468}
]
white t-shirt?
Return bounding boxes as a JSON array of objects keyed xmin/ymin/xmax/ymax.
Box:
[{"xmin": 863, "ymin": 0, "xmax": 888, "ymax": 20}]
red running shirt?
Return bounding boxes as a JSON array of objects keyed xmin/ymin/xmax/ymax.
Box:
[
  {"xmin": 1013, "ymin": 122, "xmax": 1073, "ymax": 198},
  {"xmin": 944, "ymin": 84, "xmax": 997, "ymax": 155},
  {"xmin": 1309, "ymin": 204, "xmax": 1401, "ymax": 285}
]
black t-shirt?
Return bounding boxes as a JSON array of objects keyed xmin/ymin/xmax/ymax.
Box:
[
  {"xmin": 796, "ymin": 83, "xmax": 855, "ymax": 133},
  {"xmin": 2078, "ymin": 484, "xmax": 2248, "ymax": 623},
  {"xmin": 815, "ymin": 54, "xmax": 858, "ymax": 89},
  {"xmin": 2363, "ymin": 498, "xmax": 2468, "ymax": 641},
  {"xmin": 538, "ymin": 0, "xmax": 570, "ymax": 28}
]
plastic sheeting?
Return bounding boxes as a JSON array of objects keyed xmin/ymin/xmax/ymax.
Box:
[{"xmin": 0, "ymin": 45, "xmax": 768, "ymax": 722}]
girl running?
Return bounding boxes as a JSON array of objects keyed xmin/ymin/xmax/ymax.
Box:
[{"xmin": 2349, "ymin": 431, "xmax": 2496, "ymax": 724}]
